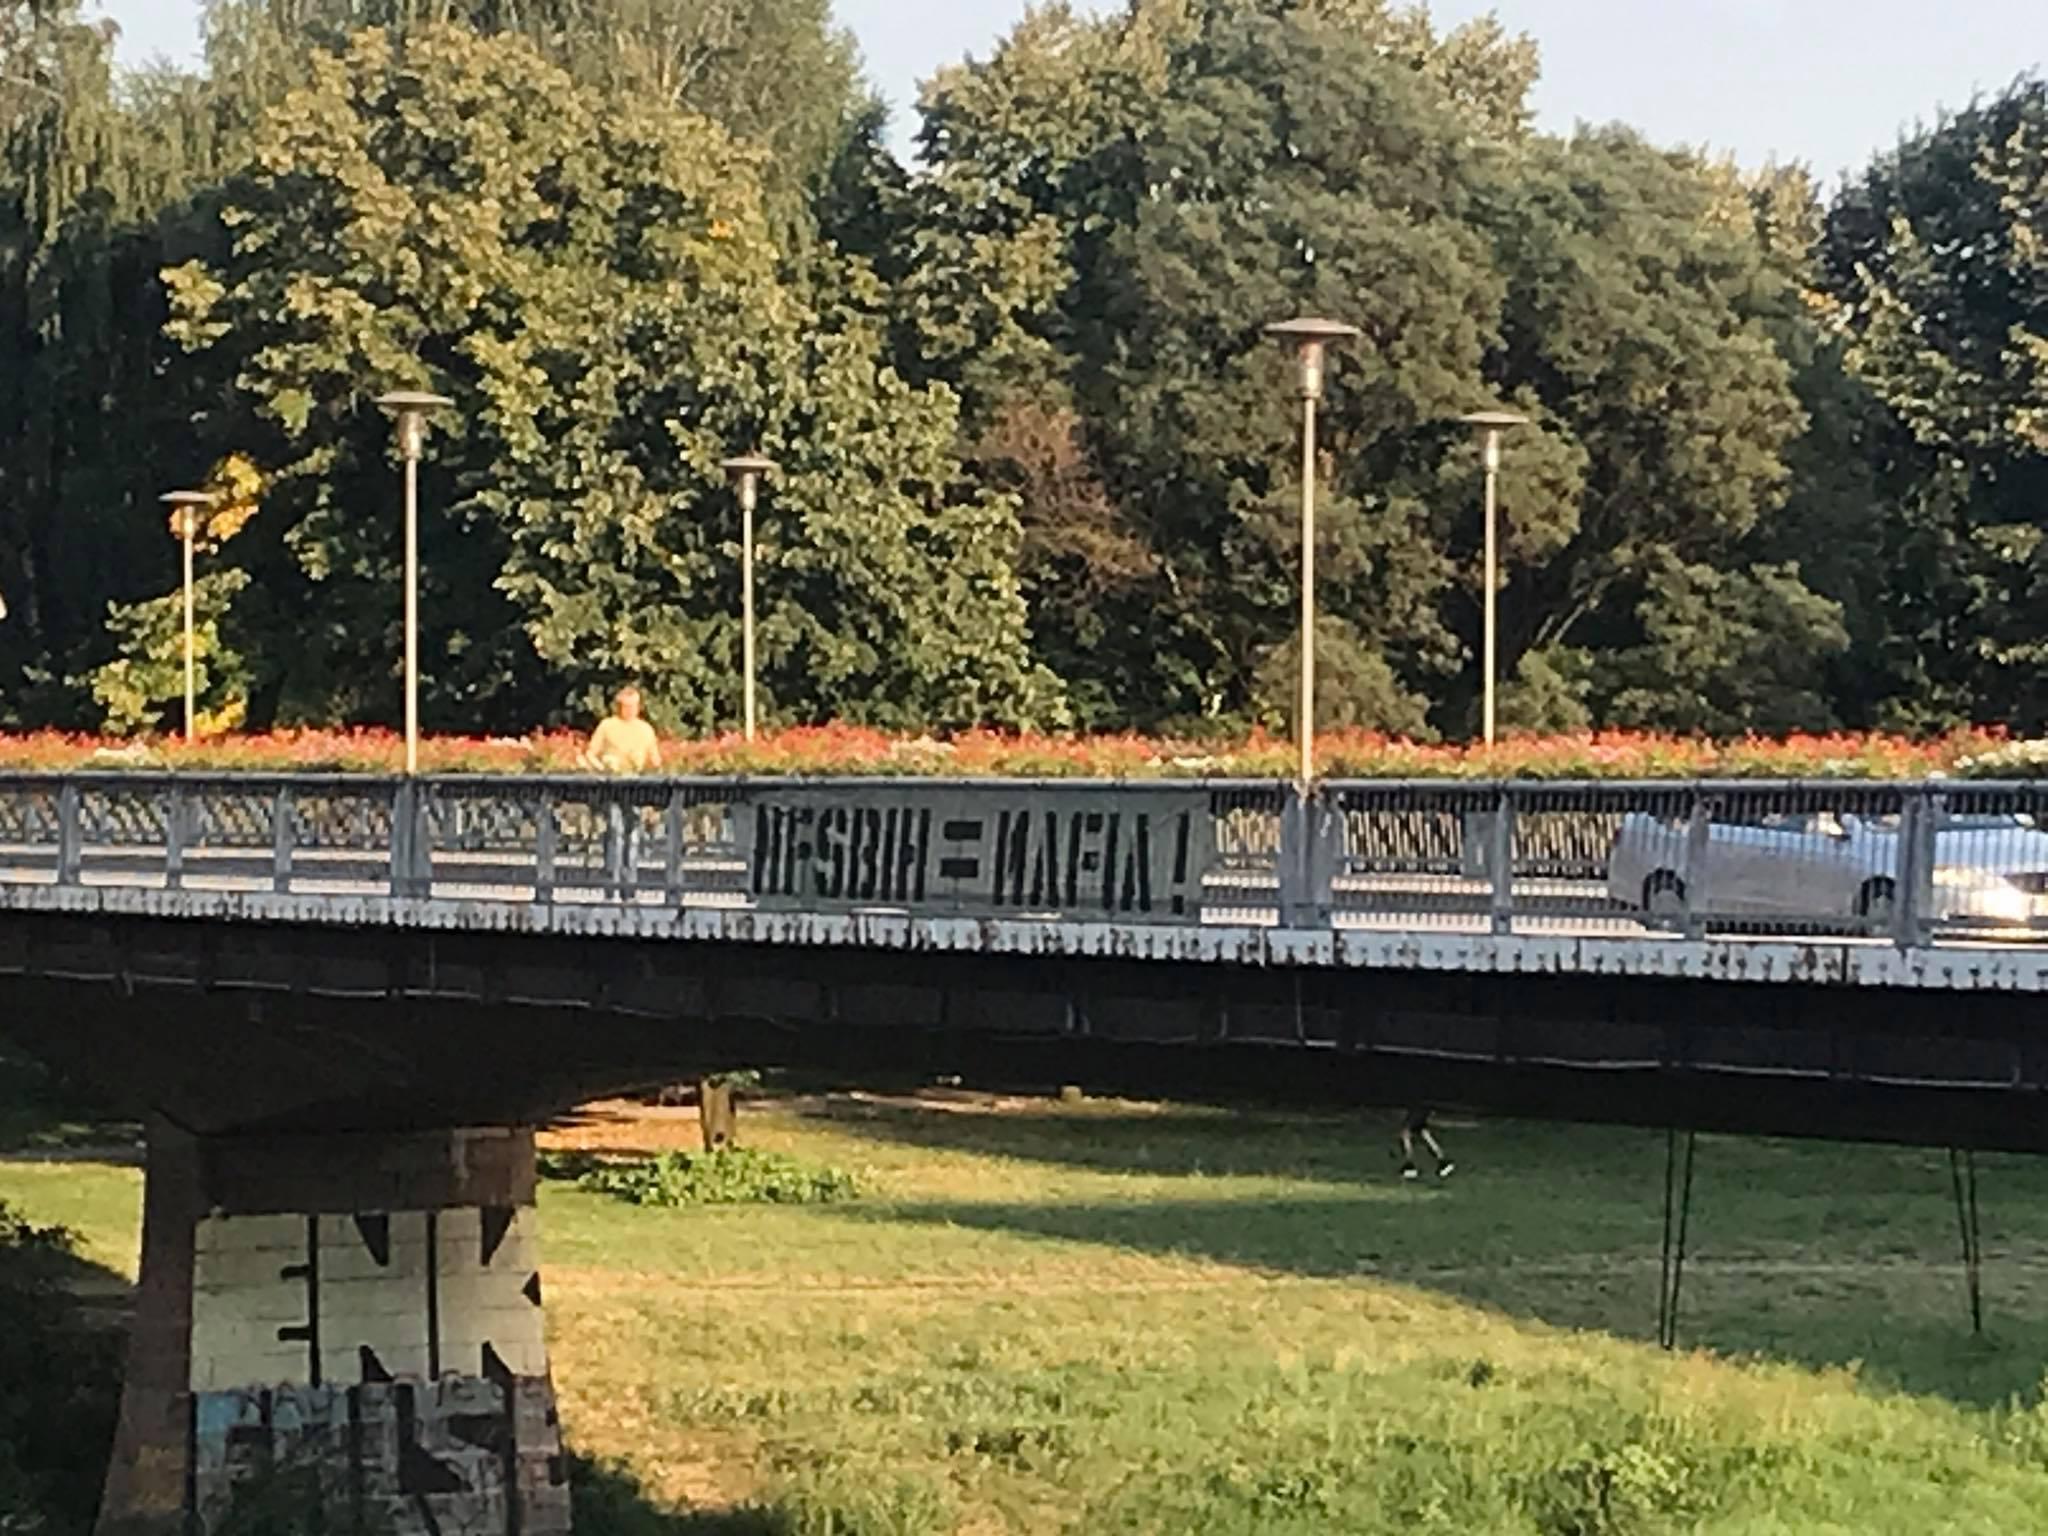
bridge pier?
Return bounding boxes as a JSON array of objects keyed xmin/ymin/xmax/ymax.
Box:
[{"xmin": 98, "ymin": 1123, "xmax": 570, "ymax": 1536}]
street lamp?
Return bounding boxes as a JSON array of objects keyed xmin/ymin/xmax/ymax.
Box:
[
  {"xmin": 1265, "ymin": 317, "xmax": 1361, "ymax": 784},
  {"xmin": 1457, "ymin": 409, "xmax": 1530, "ymax": 746},
  {"xmin": 376, "ymin": 390, "xmax": 454, "ymax": 775},
  {"xmin": 721, "ymin": 454, "xmax": 777, "ymax": 742},
  {"xmin": 160, "ymin": 491, "xmax": 215, "ymax": 743}
]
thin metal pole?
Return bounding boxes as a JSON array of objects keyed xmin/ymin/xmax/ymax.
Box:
[
  {"xmin": 404, "ymin": 450, "xmax": 420, "ymax": 776},
  {"xmin": 742, "ymin": 477, "xmax": 758, "ymax": 743},
  {"xmin": 1658, "ymin": 1127, "xmax": 1676, "ymax": 1347},
  {"xmin": 182, "ymin": 516, "xmax": 196, "ymax": 743},
  {"xmin": 1949, "ymin": 1148, "xmax": 1984, "ymax": 1336},
  {"xmin": 1671, "ymin": 1130, "xmax": 1696, "ymax": 1348},
  {"xmin": 1482, "ymin": 428, "xmax": 1500, "ymax": 747},
  {"xmin": 1968, "ymin": 1149, "xmax": 1983, "ymax": 1337},
  {"xmin": 1299, "ymin": 393, "xmax": 1317, "ymax": 786},
  {"xmin": 1658, "ymin": 1127, "xmax": 1697, "ymax": 1351}
]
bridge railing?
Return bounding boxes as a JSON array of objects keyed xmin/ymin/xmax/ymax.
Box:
[{"xmin": 8, "ymin": 772, "xmax": 2048, "ymax": 945}]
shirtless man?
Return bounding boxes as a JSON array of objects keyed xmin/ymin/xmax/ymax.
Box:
[{"xmin": 584, "ymin": 686, "xmax": 660, "ymax": 895}]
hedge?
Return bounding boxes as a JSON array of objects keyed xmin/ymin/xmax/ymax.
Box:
[{"xmin": 0, "ymin": 725, "xmax": 2033, "ymax": 779}]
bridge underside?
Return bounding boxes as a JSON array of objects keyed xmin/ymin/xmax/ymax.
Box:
[{"xmin": 3, "ymin": 911, "xmax": 2043, "ymax": 1152}]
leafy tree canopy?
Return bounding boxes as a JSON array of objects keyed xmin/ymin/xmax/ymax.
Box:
[
  {"xmin": 203, "ymin": 0, "xmax": 869, "ymax": 212},
  {"xmin": 887, "ymin": 0, "xmax": 1823, "ymax": 735},
  {"xmin": 1817, "ymin": 76, "xmax": 2048, "ymax": 730},
  {"xmin": 0, "ymin": 2, "xmax": 2042, "ymax": 746},
  {"xmin": 165, "ymin": 24, "xmax": 1060, "ymax": 732}
]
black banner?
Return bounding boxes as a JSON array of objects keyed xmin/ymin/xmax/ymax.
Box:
[{"xmin": 749, "ymin": 789, "xmax": 1210, "ymax": 921}]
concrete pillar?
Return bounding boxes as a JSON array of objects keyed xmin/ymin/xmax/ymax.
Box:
[{"xmin": 98, "ymin": 1123, "xmax": 570, "ymax": 1536}]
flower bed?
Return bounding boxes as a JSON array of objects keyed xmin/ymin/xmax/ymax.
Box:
[{"xmin": 0, "ymin": 726, "xmax": 2020, "ymax": 778}]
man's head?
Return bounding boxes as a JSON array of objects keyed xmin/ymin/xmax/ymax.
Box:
[{"xmin": 615, "ymin": 686, "xmax": 643, "ymax": 722}]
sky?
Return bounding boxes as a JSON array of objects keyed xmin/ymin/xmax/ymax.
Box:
[{"xmin": 94, "ymin": 0, "xmax": 2045, "ymax": 183}]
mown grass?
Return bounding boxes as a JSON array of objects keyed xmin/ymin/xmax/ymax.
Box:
[{"xmin": 7, "ymin": 1095, "xmax": 2048, "ymax": 1533}]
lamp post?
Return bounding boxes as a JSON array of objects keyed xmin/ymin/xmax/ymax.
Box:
[
  {"xmin": 720, "ymin": 454, "xmax": 777, "ymax": 742},
  {"xmin": 160, "ymin": 491, "xmax": 215, "ymax": 743},
  {"xmin": 1457, "ymin": 410, "xmax": 1529, "ymax": 746},
  {"xmin": 1265, "ymin": 317, "xmax": 1361, "ymax": 785},
  {"xmin": 376, "ymin": 391, "xmax": 454, "ymax": 775}
]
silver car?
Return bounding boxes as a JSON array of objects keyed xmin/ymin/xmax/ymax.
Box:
[{"xmin": 1606, "ymin": 809, "xmax": 2048, "ymax": 932}]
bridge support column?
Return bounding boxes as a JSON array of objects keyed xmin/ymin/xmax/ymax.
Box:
[{"xmin": 97, "ymin": 1123, "xmax": 570, "ymax": 1536}]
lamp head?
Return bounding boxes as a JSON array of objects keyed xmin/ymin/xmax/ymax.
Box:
[
  {"xmin": 1458, "ymin": 410, "xmax": 1530, "ymax": 431},
  {"xmin": 1265, "ymin": 317, "xmax": 1362, "ymax": 400},
  {"xmin": 722, "ymin": 453, "xmax": 778, "ymax": 512},
  {"xmin": 160, "ymin": 490, "xmax": 214, "ymax": 540},
  {"xmin": 1458, "ymin": 409, "xmax": 1530, "ymax": 471},
  {"xmin": 376, "ymin": 390, "xmax": 455, "ymax": 461}
]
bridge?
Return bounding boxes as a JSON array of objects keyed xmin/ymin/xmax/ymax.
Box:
[{"xmin": 4, "ymin": 770, "xmax": 2047, "ymax": 1535}]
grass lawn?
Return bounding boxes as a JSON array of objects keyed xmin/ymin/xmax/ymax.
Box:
[{"xmin": 8, "ymin": 1095, "xmax": 2048, "ymax": 1533}]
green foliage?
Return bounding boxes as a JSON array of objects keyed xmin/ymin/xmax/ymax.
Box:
[
  {"xmin": 890, "ymin": 0, "xmax": 1817, "ymax": 735},
  {"xmin": 1249, "ymin": 619, "xmax": 1436, "ymax": 738},
  {"xmin": 0, "ymin": 0, "xmax": 231, "ymax": 725},
  {"xmin": 574, "ymin": 1146, "xmax": 865, "ymax": 1208},
  {"xmin": 167, "ymin": 24, "xmax": 1059, "ymax": 732},
  {"xmin": 0, "ymin": 1201, "xmax": 121, "ymax": 1536},
  {"xmin": 205, "ymin": 0, "xmax": 868, "ymax": 215},
  {"xmin": 89, "ymin": 568, "xmax": 252, "ymax": 733},
  {"xmin": 1497, "ymin": 648, "xmax": 1593, "ymax": 735},
  {"xmin": 1817, "ymin": 76, "xmax": 2048, "ymax": 730},
  {"xmin": 1, "ymin": 3, "xmax": 2045, "ymax": 744},
  {"xmin": 1595, "ymin": 560, "xmax": 1850, "ymax": 735}
]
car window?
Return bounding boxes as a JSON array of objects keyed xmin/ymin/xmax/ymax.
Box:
[{"xmin": 1751, "ymin": 812, "xmax": 1834, "ymax": 836}]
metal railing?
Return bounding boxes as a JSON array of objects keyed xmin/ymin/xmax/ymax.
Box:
[{"xmin": 6, "ymin": 773, "xmax": 2048, "ymax": 945}]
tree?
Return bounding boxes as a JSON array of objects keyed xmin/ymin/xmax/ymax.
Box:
[
  {"xmin": 968, "ymin": 401, "xmax": 1155, "ymax": 727},
  {"xmin": 890, "ymin": 0, "xmax": 1546, "ymax": 729},
  {"xmin": 165, "ymin": 25, "xmax": 1059, "ymax": 731},
  {"xmin": 1818, "ymin": 76, "xmax": 2048, "ymax": 730},
  {"xmin": 89, "ymin": 453, "xmax": 265, "ymax": 733},
  {"xmin": 894, "ymin": 0, "xmax": 1816, "ymax": 736},
  {"xmin": 1599, "ymin": 559, "xmax": 1848, "ymax": 735},
  {"xmin": 1072, "ymin": 3, "xmax": 1502, "ymax": 729},
  {"xmin": 202, "ymin": 0, "xmax": 868, "ymax": 217},
  {"xmin": 1472, "ymin": 131, "xmax": 1819, "ymax": 730},
  {"xmin": 0, "ymin": 2, "xmax": 224, "ymax": 724}
]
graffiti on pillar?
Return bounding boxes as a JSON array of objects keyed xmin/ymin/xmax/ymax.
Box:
[
  {"xmin": 190, "ymin": 1378, "xmax": 570, "ymax": 1534},
  {"xmin": 749, "ymin": 787, "xmax": 1214, "ymax": 920},
  {"xmin": 188, "ymin": 1203, "xmax": 566, "ymax": 1534}
]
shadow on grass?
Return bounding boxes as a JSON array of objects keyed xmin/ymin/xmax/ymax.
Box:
[
  {"xmin": 570, "ymin": 1457, "xmax": 791, "ymax": 1534},
  {"xmin": 814, "ymin": 1110, "xmax": 2048, "ymax": 1413},
  {"xmin": 804, "ymin": 1092, "xmax": 2048, "ymax": 1201},
  {"xmin": 828, "ymin": 1189, "xmax": 2048, "ymax": 1407},
  {"xmin": 802, "ymin": 1092, "xmax": 1446, "ymax": 1182},
  {"xmin": 0, "ymin": 1042, "xmax": 141, "ymax": 1159}
]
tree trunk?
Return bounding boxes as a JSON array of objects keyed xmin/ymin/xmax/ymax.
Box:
[{"xmin": 698, "ymin": 1079, "xmax": 736, "ymax": 1151}]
